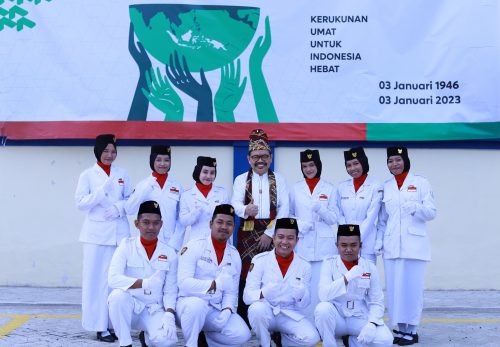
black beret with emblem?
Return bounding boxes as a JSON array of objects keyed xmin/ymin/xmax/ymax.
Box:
[
  {"xmin": 275, "ymin": 217, "xmax": 299, "ymax": 231},
  {"xmin": 94, "ymin": 134, "xmax": 116, "ymax": 162},
  {"xmin": 212, "ymin": 203, "xmax": 235, "ymax": 219},
  {"xmin": 387, "ymin": 146, "xmax": 411, "ymax": 173},
  {"xmin": 192, "ymin": 156, "xmax": 217, "ymax": 183},
  {"xmin": 150, "ymin": 145, "xmax": 171, "ymax": 172},
  {"xmin": 138, "ymin": 200, "xmax": 162, "ymax": 217},
  {"xmin": 300, "ymin": 149, "xmax": 322, "ymax": 178},
  {"xmin": 337, "ymin": 224, "xmax": 361, "ymax": 237},
  {"xmin": 344, "ymin": 147, "xmax": 369, "ymax": 175}
]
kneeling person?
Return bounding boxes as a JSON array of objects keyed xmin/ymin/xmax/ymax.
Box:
[
  {"xmin": 108, "ymin": 200, "xmax": 178, "ymax": 347},
  {"xmin": 244, "ymin": 218, "xmax": 320, "ymax": 347},
  {"xmin": 177, "ymin": 204, "xmax": 251, "ymax": 347},
  {"xmin": 315, "ymin": 224, "xmax": 392, "ymax": 347}
]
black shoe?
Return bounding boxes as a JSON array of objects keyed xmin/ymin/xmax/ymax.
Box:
[
  {"xmin": 392, "ymin": 329, "xmax": 403, "ymax": 344},
  {"xmin": 108, "ymin": 330, "xmax": 118, "ymax": 341},
  {"xmin": 398, "ymin": 332, "xmax": 418, "ymax": 346},
  {"xmin": 96, "ymin": 332, "xmax": 115, "ymax": 343},
  {"xmin": 198, "ymin": 331, "xmax": 209, "ymax": 347},
  {"xmin": 341, "ymin": 335, "xmax": 350, "ymax": 346},
  {"xmin": 120, "ymin": 345, "xmax": 132, "ymax": 347},
  {"xmin": 139, "ymin": 331, "xmax": 148, "ymax": 347},
  {"xmin": 270, "ymin": 331, "xmax": 282, "ymax": 347}
]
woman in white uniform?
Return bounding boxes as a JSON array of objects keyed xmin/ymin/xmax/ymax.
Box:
[
  {"xmin": 125, "ymin": 145, "xmax": 184, "ymax": 250},
  {"xmin": 336, "ymin": 147, "xmax": 382, "ymax": 263},
  {"xmin": 75, "ymin": 134, "xmax": 132, "ymax": 342},
  {"xmin": 179, "ymin": 156, "xmax": 229, "ymax": 243},
  {"xmin": 377, "ymin": 147, "xmax": 436, "ymax": 346},
  {"xmin": 289, "ymin": 149, "xmax": 338, "ymax": 320}
]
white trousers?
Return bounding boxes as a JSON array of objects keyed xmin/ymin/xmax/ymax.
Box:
[
  {"xmin": 302, "ymin": 260, "xmax": 321, "ymax": 323},
  {"xmin": 248, "ymin": 301, "xmax": 320, "ymax": 347},
  {"xmin": 108, "ymin": 289, "xmax": 177, "ymax": 347},
  {"xmin": 177, "ymin": 297, "xmax": 251, "ymax": 347},
  {"xmin": 315, "ymin": 302, "xmax": 392, "ymax": 347},
  {"xmin": 384, "ymin": 258, "xmax": 426, "ymax": 326},
  {"xmin": 81, "ymin": 243, "xmax": 115, "ymax": 332}
]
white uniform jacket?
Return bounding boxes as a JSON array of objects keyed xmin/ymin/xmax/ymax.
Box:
[
  {"xmin": 336, "ymin": 175, "xmax": 383, "ymax": 255},
  {"xmin": 243, "ymin": 251, "xmax": 312, "ymax": 321},
  {"xmin": 75, "ymin": 163, "xmax": 132, "ymax": 246},
  {"xmin": 377, "ymin": 172, "xmax": 436, "ymax": 261},
  {"xmin": 125, "ymin": 174, "xmax": 184, "ymax": 249},
  {"xmin": 290, "ymin": 179, "xmax": 338, "ymax": 261},
  {"xmin": 179, "ymin": 185, "xmax": 229, "ymax": 241},
  {"xmin": 231, "ymin": 171, "xmax": 289, "ymax": 237},
  {"xmin": 108, "ymin": 237, "xmax": 178, "ymax": 310},
  {"xmin": 177, "ymin": 237, "xmax": 241, "ymax": 312},
  {"xmin": 318, "ymin": 256, "xmax": 385, "ymax": 326}
]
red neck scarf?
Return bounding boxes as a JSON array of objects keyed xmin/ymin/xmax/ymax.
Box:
[
  {"xmin": 276, "ymin": 251, "xmax": 294, "ymax": 277},
  {"xmin": 196, "ymin": 182, "xmax": 212, "ymax": 198},
  {"xmin": 395, "ymin": 171, "xmax": 409, "ymax": 189},
  {"xmin": 305, "ymin": 177, "xmax": 320, "ymax": 194},
  {"xmin": 152, "ymin": 172, "xmax": 167, "ymax": 189},
  {"xmin": 353, "ymin": 173, "xmax": 368, "ymax": 192},
  {"xmin": 341, "ymin": 258, "xmax": 358, "ymax": 271},
  {"xmin": 140, "ymin": 237, "xmax": 158, "ymax": 260},
  {"xmin": 211, "ymin": 236, "xmax": 227, "ymax": 265},
  {"xmin": 97, "ymin": 161, "xmax": 111, "ymax": 176}
]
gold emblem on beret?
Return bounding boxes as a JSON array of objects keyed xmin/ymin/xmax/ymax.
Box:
[
  {"xmin": 154, "ymin": 202, "xmax": 158, "ymax": 209},
  {"xmin": 112, "ymin": 136, "xmax": 116, "ymax": 142},
  {"xmin": 290, "ymin": 219, "xmax": 295, "ymax": 224},
  {"xmin": 398, "ymin": 148, "xmax": 403, "ymax": 154},
  {"xmin": 230, "ymin": 207, "xmax": 234, "ymax": 213},
  {"xmin": 307, "ymin": 153, "xmax": 312, "ymax": 160},
  {"xmin": 167, "ymin": 148, "xmax": 171, "ymax": 153},
  {"xmin": 180, "ymin": 247, "xmax": 188, "ymax": 255},
  {"xmin": 349, "ymin": 226, "xmax": 355, "ymax": 232},
  {"xmin": 249, "ymin": 263, "xmax": 254, "ymax": 272},
  {"xmin": 352, "ymin": 152, "xmax": 357, "ymax": 158},
  {"xmin": 213, "ymin": 161, "xmax": 217, "ymax": 167}
]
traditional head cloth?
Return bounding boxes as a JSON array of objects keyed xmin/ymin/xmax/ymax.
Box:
[
  {"xmin": 248, "ymin": 129, "xmax": 271, "ymax": 153},
  {"xmin": 275, "ymin": 217, "xmax": 299, "ymax": 233},
  {"xmin": 138, "ymin": 200, "xmax": 162, "ymax": 218},
  {"xmin": 212, "ymin": 203, "xmax": 235, "ymax": 219},
  {"xmin": 344, "ymin": 147, "xmax": 370, "ymax": 175},
  {"xmin": 149, "ymin": 145, "xmax": 171, "ymax": 172},
  {"xmin": 192, "ymin": 156, "xmax": 217, "ymax": 183},
  {"xmin": 387, "ymin": 146, "xmax": 410, "ymax": 172},
  {"xmin": 94, "ymin": 134, "xmax": 116, "ymax": 162},
  {"xmin": 337, "ymin": 224, "xmax": 361, "ymax": 238},
  {"xmin": 300, "ymin": 149, "xmax": 322, "ymax": 178}
]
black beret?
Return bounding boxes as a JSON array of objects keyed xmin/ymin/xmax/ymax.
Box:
[
  {"xmin": 212, "ymin": 204, "xmax": 235, "ymax": 219},
  {"xmin": 337, "ymin": 224, "xmax": 361, "ymax": 237},
  {"xmin": 138, "ymin": 200, "xmax": 162, "ymax": 217},
  {"xmin": 299, "ymin": 149, "xmax": 322, "ymax": 178},
  {"xmin": 150, "ymin": 145, "xmax": 171, "ymax": 171},
  {"xmin": 275, "ymin": 218, "xmax": 299, "ymax": 231},
  {"xmin": 94, "ymin": 134, "xmax": 116, "ymax": 162}
]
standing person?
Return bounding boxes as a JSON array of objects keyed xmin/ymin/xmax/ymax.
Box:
[
  {"xmin": 243, "ymin": 218, "xmax": 320, "ymax": 347},
  {"xmin": 336, "ymin": 148, "xmax": 382, "ymax": 264},
  {"xmin": 176, "ymin": 204, "xmax": 251, "ymax": 347},
  {"xmin": 125, "ymin": 145, "xmax": 184, "ymax": 251},
  {"xmin": 231, "ymin": 128, "xmax": 289, "ymax": 323},
  {"xmin": 377, "ymin": 147, "xmax": 436, "ymax": 345},
  {"xmin": 315, "ymin": 224, "xmax": 393, "ymax": 347},
  {"xmin": 179, "ymin": 156, "xmax": 229, "ymax": 242},
  {"xmin": 289, "ymin": 149, "xmax": 338, "ymax": 320},
  {"xmin": 75, "ymin": 134, "xmax": 132, "ymax": 342},
  {"xmin": 108, "ymin": 201, "xmax": 178, "ymax": 347}
]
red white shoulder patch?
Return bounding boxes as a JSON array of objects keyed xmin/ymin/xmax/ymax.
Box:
[
  {"xmin": 118, "ymin": 178, "xmax": 124, "ymax": 185},
  {"xmin": 170, "ymin": 187, "xmax": 180, "ymax": 193},
  {"xmin": 407, "ymin": 185, "xmax": 417, "ymax": 192},
  {"xmin": 319, "ymin": 194, "xmax": 328, "ymax": 201},
  {"xmin": 158, "ymin": 254, "xmax": 168, "ymax": 261}
]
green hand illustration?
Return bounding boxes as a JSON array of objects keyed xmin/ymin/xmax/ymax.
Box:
[
  {"xmin": 142, "ymin": 67, "xmax": 184, "ymax": 121},
  {"xmin": 249, "ymin": 16, "xmax": 278, "ymax": 123},
  {"xmin": 214, "ymin": 59, "xmax": 247, "ymax": 122}
]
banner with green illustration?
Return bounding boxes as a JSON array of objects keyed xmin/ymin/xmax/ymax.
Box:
[{"xmin": 0, "ymin": 0, "xmax": 498, "ymax": 141}]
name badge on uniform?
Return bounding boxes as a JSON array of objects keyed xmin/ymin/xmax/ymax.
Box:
[
  {"xmin": 319, "ymin": 194, "xmax": 328, "ymax": 201},
  {"xmin": 170, "ymin": 187, "xmax": 180, "ymax": 193},
  {"xmin": 407, "ymin": 185, "xmax": 417, "ymax": 192},
  {"xmin": 155, "ymin": 255, "xmax": 170, "ymax": 271},
  {"xmin": 118, "ymin": 178, "xmax": 124, "ymax": 186},
  {"xmin": 358, "ymin": 273, "xmax": 371, "ymax": 289},
  {"xmin": 200, "ymin": 256, "xmax": 212, "ymax": 264},
  {"xmin": 341, "ymin": 196, "xmax": 349, "ymax": 200}
]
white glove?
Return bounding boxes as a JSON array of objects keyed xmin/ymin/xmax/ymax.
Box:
[
  {"xmin": 374, "ymin": 239, "xmax": 383, "ymax": 256},
  {"xmin": 291, "ymin": 282, "xmax": 306, "ymax": 302},
  {"xmin": 344, "ymin": 265, "xmax": 364, "ymax": 283},
  {"xmin": 101, "ymin": 177, "xmax": 114, "ymax": 195},
  {"xmin": 401, "ymin": 202, "xmax": 417, "ymax": 215},
  {"xmin": 104, "ymin": 205, "xmax": 120, "ymax": 220},
  {"xmin": 215, "ymin": 268, "xmax": 234, "ymax": 293},
  {"xmin": 213, "ymin": 309, "xmax": 231, "ymax": 328},
  {"xmin": 143, "ymin": 270, "xmax": 164, "ymax": 294},
  {"xmin": 160, "ymin": 312, "xmax": 177, "ymax": 340},
  {"xmin": 261, "ymin": 282, "xmax": 280, "ymax": 300},
  {"xmin": 299, "ymin": 221, "xmax": 314, "ymax": 235},
  {"xmin": 357, "ymin": 322, "xmax": 377, "ymax": 344}
]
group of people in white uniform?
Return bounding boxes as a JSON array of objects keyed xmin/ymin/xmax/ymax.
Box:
[{"xmin": 75, "ymin": 130, "xmax": 436, "ymax": 347}]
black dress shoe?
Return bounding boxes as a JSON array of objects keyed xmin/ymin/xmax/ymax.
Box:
[
  {"xmin": 342, "ymin": 335, "xmax": 350, "ymax": 346},
  {"xmin": 96, "ymin": 332, "xmax": 115, "ymax": 343},
  {"xmin": 139, "ymin": 331, "xmax": 148, "ymax": 347},
  {"xmin": 392, "ymin": 329, "xmax": 403, "ymax": 344},
  {"xmin": 270, "ymin": 331, "xmax": 282, "ymax": 347},
  {"xmin": 197, "ymin": 331, "xmax": 209, "ymax": 347},
  {"xmin": 398, "ymin": 332, "xmax": 418, "ymax": 346},
  {"xmin": 108, "ymin": 330, "xmax": 118, "ymax": 341},
  {"xmin": 120, "ymin": 345, "xmax": 132, "ymax": 347}
]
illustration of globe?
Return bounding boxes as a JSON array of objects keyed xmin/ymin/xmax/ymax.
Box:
[{"xmin": 130, "ymin": 4, "xmax": 260, "ymax": 72}]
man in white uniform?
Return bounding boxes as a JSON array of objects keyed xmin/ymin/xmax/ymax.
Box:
[
  {"xmin": 177, "ymin": 204, "xmax": 251, "ymax": 347},
  {"xmin": 125, "ymin": 145, "xmax": 184, "ymax": 250},
  {"xmin": 231, "ymin": 128, "xmax": 289, "ymax": 323},
  {"xmin": 315, "ymin": 224, "xmax": 392, "ymax": 347},
  {"xmin": 244, "ymin": 217, "xmax": 320, "ymax": 347},
  {"xmin": 108, "ymin": 200, "xmax": 178, "ymax": 347}
]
